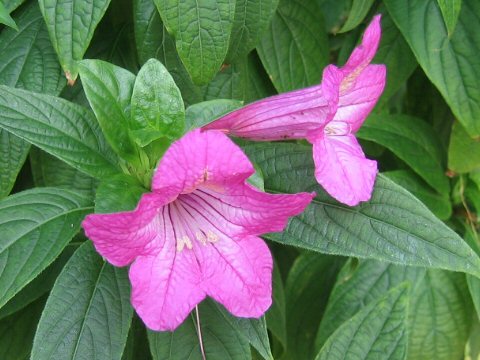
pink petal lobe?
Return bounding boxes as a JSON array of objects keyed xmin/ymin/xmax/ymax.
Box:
[
  {"xmin": 197, "ymin": 235, "xmax": 273, "ymax": 317},
  {"xmin": 129, "ymin": 237, "xmax": 205, "ymax": 331},
  {"xmin": 202, "ymin": 65, "xmax": 342, "ymax": 140},
  {"xmin": 152, "ymin": 129, "xmax": 254, "ymax": 194},
  {"xmin": 82, "ymin": 192, "xmax": 172, "ymax": 266},
  {"xmin": 311, "ymin": 134, "xmax": 377, "ymax": 206},
  {"xmin": 334, "ymin": 65, "xmax": 386, "ymax": 132}
]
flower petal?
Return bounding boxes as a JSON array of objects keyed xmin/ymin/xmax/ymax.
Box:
[
  {"xmin": 82, "ymin": 193, "xmax": 172, "ymax": 266},
  {"xmin": 152, "ymin": 129, "xmax": 254, "ymax": 194},
  {"xmin": 129, "ymin": 236, "xmax": 205, "ymax": 331},
  {"xmin": 311, "ymin": 134, "xmax": 377, "ymax": 206},
  {"xmin": 335, "ymin": 65, "xmax": 386, "ymax": 132},
  {"xmin": 202, "ymin": 65, "xmax": 342, "ymax": 140},
  {"xmin": 197, "ymin": 235, "xmax": 273, "ymax": 317}
]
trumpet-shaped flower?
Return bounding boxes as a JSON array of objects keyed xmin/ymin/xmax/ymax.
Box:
[
  {"xmin": 82, "ymin": 129, "xmax": 313, "ymax": 331},
  {"xmin": 204, "ymin": 15, "xmax": 386, "ymax": 206}
]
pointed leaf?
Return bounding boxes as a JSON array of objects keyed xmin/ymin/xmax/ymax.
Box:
[
  {"xmin": 339, "ymin": 0, "xmax": 376, "ymax": 33},
  {"xmin": 0, "ymin": 85, "xmax": 119, "ymax": 179},
  {"xmin": 437, "ymin": 0, "xmax": 462, "ymax": 36},
  {"xmin": 0, "ymin": 188, "xmax": 92, "ymax": 309},
  {"xmin": 31, "ymin": 242, "xmax": 133, "ymax": 360},
  {"xmin": 185, "ymin": 99, "xmax": 243, "ymax": 130},
  {"xmin": 0, "ymin": 1, "xmax": 17, "ymax": 29}
]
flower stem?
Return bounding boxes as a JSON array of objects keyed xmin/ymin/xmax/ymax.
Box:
[{"xmin": 195, "ymin": 305, "xmax": 206, "ymax": 360}]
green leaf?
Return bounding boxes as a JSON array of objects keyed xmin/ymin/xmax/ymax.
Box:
[
  {"xmin": 0, "ymin": 85, "xmax": 119, "ymax": 179},
  {"xmin": 265, "ymin": 263, "xmax": 287, "ymax": 353},
  {"xmin": 339, "ymin": 0, "xmax": 375, "ymax": 33},
  {"xmin": 154, "ymin": 0, "xmax": 236, "ymax": 85},
  {"xmin": 282, "ymin": 253, "xmax": 344, "ymax": 360},
  {"xmin": 357, "ymin": 114, "xmax": 449, "ymax": 194},
  {"xmin": 468, "ymin": 274, "xmax": 480, "ymax": 322},
  {"xmin": 78, "ymin": 59, "xmax": 141, "ymax": 165},
  {"xmin": 131, "ymin": 59, "xmax": 185, "ymax": 146},
  {"xmin": 317, "ymin": 0, "xmax": 352, "ymax": 33},
  {"xmin": 38, "ymin": 0, "xmax": 112, "ymax": 83},
  {"xmin": 315, "ymin": 284, "xmax": 409, "ymax": 360},
  {"xmin": 148, "ymin": 299, "xmax": 250, "ymax": 360},
  {"xmin": 373, "ymin": 10, "xmax": 417, "ymax": 105},
  {"xmin": 448, "ymin": 121, "xmax": 480, "ymax": 173},
  {"xmin": 32, "ymin": 242, "xmax": 133, "ymax": 360},
  {"xmin": 0, "ymin": 188, "xmax": 92, "ymax": 309},
  {"xmin": 3, "ymin": 0, "xmax": 25, "ymax": 12},
  {"xmin": 384, "ymin": 170, "xmax": 452, "ymax": 220},
  {"xmin": 243, "ymin": 142, "xmax": 480, "ymax": 276},
  {"xmin": 315, "ymin": 259, "xmax": 425, "ymax": 351},
  {"xmin": 0, "ymin": 2, "xmax": 65, "ymax": 199},
  {"xmin": 133, "ymin": 0, "xmax": 202, "ymax": 105},
  {"xmin": 94, "ymin": 174, "xmax": 146, "ymax": 213},
  {"xmin": 0, "ymin": 297, "xmax": 46, "ymax": 360},
  {"xmin": 225, "ymin": 0, "xmax": 279, "ymax": 62},
  {"xmin": 384, "ymin": 0, "xmax": 480, "ymax": 138},
  {"xmin": 122, "ymin": 315, "xmax": 152, "ymax": 360},
  {"xmin": 203, "ymin": 62, "xmax": 245, "ymax": 100},
  {"xmin": 408, "ymin": 270, "xmax": 473, "ymax": 360},
  {"xmin": 437, "ymin": 0, "xmax": 462, "ymax": 36},
  {"xmin": 185, "ymin": 99, "xmax": 243, "ymax": 129},
  {"xmin": 0, "ymin": 1, "xmax": 17, "ymax": 29},
  {"xmin": 257, "ymin": 0, "xmax": 329, "ymax": 92}
]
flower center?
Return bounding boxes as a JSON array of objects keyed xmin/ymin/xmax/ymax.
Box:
[{"xmin": 324, "ymin": 121, "xmax": 351, "ymax": 136}]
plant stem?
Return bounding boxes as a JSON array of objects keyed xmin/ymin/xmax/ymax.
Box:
[{"xmin": 195, "ymin": 305, "xmax": 206, "ymax": 360}]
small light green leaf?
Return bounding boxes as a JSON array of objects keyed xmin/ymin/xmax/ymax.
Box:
[
  {"xmin": 0, "ymin": 85, "xmax": 119, "ymax": 179},
  {"xmin": 243, "ymin": 142, "xmax": 480, "ymax": 276},
  {"xmin": 0, "ymin": 1, "xmax": 17, "ymax": 29},
  {"xmin": 358, "ymin": 114, "xmax": 449, "ymax": 194},
  {"xmin": 38, "ymin": 0, "xmax": 113, "ymax": 83},
  {"xmin": 154, "ymin": 0, "xmax": 236, "ymax": 85},
  {"xmin": 225, "ymin": 0, "xmax": 279, "ymax": 62},
  {"xmin": 186, "ymin": 99, "xmax": 243, "ymax": 130},
  {"xmin": 148, "ymin": 299, "xmax": 250, "ymax": 360},
  {"xmin": 257, "ymin": 0, "xmax": 329, "ymax": 92},
  {"xmin": 384, "ymin": 170, "xmax": 452, "ymax": 220},
  {"xmin": 448, "ymin": 121, "xmax": 480, "ymax": 173},
  {"xmin": 315, "ymin": 284, "xmax": 409, "ymax": 360},
  {"xmin": 31, "ymin": 242, "xmax": 133, "ymax": 360},
  {"xmin": 94, "ymin": 174, "xmax": 147, "ymax": 214},
  {"xmin": 408, "ymin": 270, "xmax": 473, "ymax": 360},
  {"xmin": 315, "ymin": 259, "xmax": 425, "ymax": 351},
  {"xmin": 78, "ymin": 59, "xmax": 141, "ymax": 165},
  {"xmin": 384, "ymin": 0, "xmax": 480, "ymax": 138},
  {"xmin": 339, "ymin": 0, "xmax": 375, "ymax": 33},
  {"xmin": 0, "ymin": 188, "xmax": 92, "ymax": 310},
  {"xmin": 131, "ymin": 59, "xmax": 185, "ymax": 146},
  {"xmin": 437, "ymin": 0, "xmax": 462, "ymax": 36}
]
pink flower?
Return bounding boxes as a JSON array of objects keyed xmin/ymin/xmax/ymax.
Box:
[
  {"xmin": 204, "ymin": 16, "xmax": 386, "ymax": 206},
  {"xmin": 82, "ymin": 129, "xmax": 313, "ymax": 331}
]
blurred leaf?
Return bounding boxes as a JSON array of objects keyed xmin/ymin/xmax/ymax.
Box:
[
  {"xmin": 358, "ymin": 114, "xmax": 449, "ymax": 194},
  {"xmin": 0, "ymin": 188, "xmax": 92, "ymax": 309},
  {"xmin": 32, "ymin": 242, "xmax": 133, "ymax": 360},
  {"xmin": 3, "ymin": 0, "xmax": 25, "ymax": 12},
  {"xmin": 258, "ymin": 0, "xmax": 329, "ymax": 92},
  {"xmin": 384, "ymin": 170, "xmax": 451, "ymax": 220},
  {"xmin": 408, "ymin": 270, "xmax": 473, "ymax": 360},
  {"xmin": 243, "ymin": 142, "xmax": 480, "ymax": 276},
  {"xmin": 0, "ymin": 1, "xmax": 17, "ymax": 29},
  {"xmin": 315, "ymin": 259, "xmax": 425, "ymax": 350},
  {"xmin": 131, "ymin": 59, "xmax": 185, "ymax": 146},
  {"xmin": 225, "ymin": 0, "xmax": 279, "ymax": 62},
  {"xmin": 0, "ymin": 85, "xmax": 119, "ymax": 179},
  {"xmin": 448, "ymin": 121, "xmax": 480, "ymax": 173},
  {"xmin": 154, "ymin": 0, "xmax": 236, "ymax": 85},
  {"xmin": 0, "ymin": 2, "xmax": 64, "ymax": 199},
  {"xmin": 317, "ymin": 0, "xmax": 351, "ymax": 33},
  {"xmin": 339, "ymin": 0, "xmax": 375, "ymax": 33},
  {"xmin": 282, "ymin": 253, "xmax": 344, "ymax": 360},
  {"xmin": 315, "ymin": 284, "xmax": 409, "ymax": 360},
  {"xmin": 148, "ymin": 299, "xmax": 250, "ymax": 360},
  {"xmin": 122, "ymin": 315, "xmax": 152, "ymax": 360},
  {"xmin": 437, "ymin": 0, "xmax": 462, "ymax": 36},
  {"xmin": 384, "ymin": 0, "xmax": 480, "ymax": 138},
  {"xmin": 265, "ymin": 263, "xmax": 287, "ymax": 354},
  {"xmin": 39, "ymin": 0, "xmax": 112, "ymax": 83}
]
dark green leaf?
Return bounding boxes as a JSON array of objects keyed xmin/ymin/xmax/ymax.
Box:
[
  {"xmin": 39, "ymin": 0, "xmax": 113, "ymax": 83},
  {"xmin": 122, "ymin": 315, "xmax": 152, "ymax": 360},
  {"xmin": 448, "ymin": 121, "xmax": 480, "ymax": 173},
  {"xmin": 339, "ymin": 0, "xmax": 375, "ymax": 33},
  {"xmin": 0, "ymin": 85, "xmax": 119, "ymax": 179},
  {"xmin": 315, "ymin": 284, "xmax": 409, "ymax": 360},
  {"xmin": 0, "ymin": 188, "xmax": 92, "ymax": 309},
  {"xmin": 148, "ymin": 299, "xmax": 250, "ymax": 360},
  {"xmin": 257, "ymin": 0, "xmax": 329, "ymax": 92},
  {"xmin": 265, "ymin": 263, "xmax": 286, "ymax": 352},
  {"xmin": 384, "ymin": 0, "xmax": 480, "ymax": 138},
  {"xmin": 32, "ymin": 242, "xmax": 133, "ymax": 360},
  {"xmin": 95, "ymin": 174, "xmax": 146, "ymax": 213},
  {"xmin": 154, "ymin": 0, "xmax": 236, "ymax": 85},
  {"xmin": 437, "ymin": 0, "xmax": 462, "ymax": 36},
  {"xmin": 243, "ymin": 142, "xmax": 480, "ymax": 276}
]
